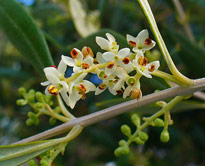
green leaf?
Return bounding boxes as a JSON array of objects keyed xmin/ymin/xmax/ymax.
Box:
[
  {"xmin": 0, "ymin": 0, "xmax": 54, "ymax": 73},
  {"xmin": 0, "ymin": 141, "xmax": 54, "ymax": 166},
  {"xmin": 165, "ymin": 27, "xmax": 205, "ymax": 78}
]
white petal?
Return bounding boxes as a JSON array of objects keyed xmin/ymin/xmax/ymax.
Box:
[
  {"xmin": 137, "ymin": 29, "xmax": 149, "ymax": 43},
  {"xmin": 73, "ymin": 66, "xmax": 83, "ymax": 73},
  {"xmin": 115, "ymin": 67, "xmax": 128, "ymax": 79},
  {"xmin": 108, "ymin": 86, "xmax": 117, "ymax": 95},
  {"xmin": 105, "ymin": 63, "xmax": 117, "ymax": 76},
  {"xmin": 96, "ymin": 37, "xmax": 110, "ymax": 50},
  {"xmin": 120, "ymin": 62, "xmax": 134, "ymax": 74},
  {"xmin": 45, "ymin": 73, "xmax": 60, "ymax": 84},
  {"xmin": 58, "ymin": 59, "xmax": 67, "ymax": 74},
  {"xmin": 126, "ymin": 34, "xmax": 137, "ymax": 43},
  {"xmin": 59, "ymin": 81, "xmax": 69, "ymax": 92},
  {"xmin": 95, "ymin": 87, "xmax": 106, "ymax": 95},
  {"xmin": 75, "ymin": 48, "xmax": 83, "ymax": 61},
  {"xmin": 96, "ymin": 52, "xmax": 106, "ymax": 63},
  {"xmin": 60, "ymin": 92, "xmax": 70, "ymax": 106},
  {"xmin": 146, "ymin": 61, "xmax": 160, "ymax": 73},
  {"xmin": 75, "ymin": 73, "xmax": 87, "ymax": 82},
  {"xmin": 118, "ymin": 48, "xmax": 130, "ymax": 59},
  {"xmin": 102, "ymin": 52, "xmax": 115, "ymax": 61},
  {"xmin": 112, "ymin": 79, "xmax": 124, "ymax": 91},
  {"xmin": 41, "ymin": 81, "xmax": 50, "ymax": 86},
  {"xmin": 45, "ymin": 86, "xmax": 50, "ymax": 95},
  {"xmin": 61, "ymin": 55, "xmax": 75, "ymax": 67},
  {"xmin": 123, "ymin": 86, "xmax": 132, "ymax": 98},
  {"xmin": 82, "ymin": 80, "xmax": 96, "ymax": 92},
  {"xmin": 83, "ymin": 56, "xmax": 93, "ymax": 66},
  {"xmin": 69, "ymin": 90, "xmax": 82, "ymax": 109},
  {"xmin": 106, "ymin": 33, "xmax": 115, "ymax": 42},
  {"xmin": 143, "ymin": 40, "xmax": 156, "ymax": 51},
  {"xmin": 44, "ymin": 67, "xmax": 59, "ymax": 77}
]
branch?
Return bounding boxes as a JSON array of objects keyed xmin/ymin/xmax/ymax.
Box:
[{"xmin": 13, "ymin": 78, "xmax": 205, "ymax": 144}]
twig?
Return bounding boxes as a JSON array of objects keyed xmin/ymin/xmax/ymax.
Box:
[
  {"xmin": 172, "ymin": 0, "xmax": 195, "ymax": 42},
  {"xmin": 13, "ymin": 78, "xmax": 205, "ymax": 144}
]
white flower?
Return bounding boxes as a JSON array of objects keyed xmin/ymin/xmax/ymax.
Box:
[
  {"xmin": 127, "ymin": 29, "xmax": 156, "ymax": 53},
  {"xmin": 62, "ymin": 48, "xmax": 93, "ymax": 73},
  {"xmin": 101, "ymin": 48, "xmax": 133, "ymax": 76},
  {"xmin": 112, "ymin": 67, "xmax": 129, "ymax": 91},
  {"xmin": 68, "ymin": 73, "xmax": 96, "ymax": 109},
  {"xmin": 95, "ymin": 70, "xmax": 117, "ymax": 95},
  {"xmin": 96, "ymin": 33, "xmax": 119, "ymax": 53},
  {"xmin": 123, "ymin": 77, "xmax": 142, "ymax": 100},
  {"xmin": 41, "ymin": 60, "xmax": 70, "ymax": 105},
  {"xmin": 133, "ymin": 51, "xmax": 160, "ymax": 78}
]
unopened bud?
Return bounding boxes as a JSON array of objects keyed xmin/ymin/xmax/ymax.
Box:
[
  {"xmin": 154, "ymin": 118, "xmax": 164, "ymax": 127},
  {"xmin": 26, "ymin": 118, "xmax": 34, "ymax": 126},
  {"xmin": 18, "ymin": 87, "xmax": 26, "ymax": 95},
  {"xmin": 119, "ymin": 140, "xmax": 126, "ymax": 146},
  {"xmin": 130, "ymin": 88, "xmax": 142, "ymax": 100},
  {"xmin": 139, "ymin": 132, "xmax": 148, "ymax": 141},
  {"xmin": 160, "ymin": 130, "xmax": 170, "ymax": 142},
  {"xmin": 49, "ymin": 117, "xmax": 56, "ymax": 125},
  {"xmin": 16, "ymin": 99, "xmax": 27, "ymax": 106},
  {"xmin": 134, "ymin": 137, "xmax": 144, "ymax": 145},
  {"xmin": 28, "ymin": 160, "xmax": 37, "ymax": 166},
  {"xmin": 28, "ymin": 112, "xmax": 36, "ymax": 118},
  {"xmin": 121, "ymin": 125, "xmax": 131, "ymax": 137},
  {"xmin": 121, "ymin": 146, "xmax": 130, "ymax": 155},
  {"xmin": 131, "ymin": 114, "xmax": 140, "ymax": 126},
  {"xmin": 82, "ymin": 46, "xmax": 94, "ymax": 58},
  {"xmin": 40, "ymin": 159, "xmax": 49, "ymax": 166},
  {"xmin": 35, "ymin": 92, "xmax": 44, "ymax": 102}
]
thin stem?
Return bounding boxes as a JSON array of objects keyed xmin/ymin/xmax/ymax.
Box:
[
  {"xmin": 137, "ymin": 0, "xmax": 194, "ymax": 86},
  {"xmin": 172, "ymin": 0, "xmax": 195, "ymax": 42},
  {"xmin": 12, "ymin": 78, "xmax": 205, "ymax": 144}
]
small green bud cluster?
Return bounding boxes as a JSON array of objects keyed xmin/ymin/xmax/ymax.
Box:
[
  {"xmin": 114, "ymin": 140, "xmax": 130, "ymax": 157},
  {"xmin": 28, "ymin": 159, "xmax": 38, "ymax": 166},
  {"xmin": 16, "ymin": 87, "xmax": 56, "ymax": 126}
]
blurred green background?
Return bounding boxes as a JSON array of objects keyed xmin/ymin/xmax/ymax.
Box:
[{"xmin": 0, "ymin": 0, "xmax": 205, "ymax": 165}]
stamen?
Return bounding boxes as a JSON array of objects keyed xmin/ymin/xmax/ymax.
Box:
[
  {"xmin": 82, "ymin": 46, "xmax": 94, "ymax": 58},
  {"xmin": 130, "ymin": 88, "xmax": 141, "ymax": 100},
  {"xmin": 99, "ymin": 83, "xmax": 107, "ymax": 90},
  {"xmin": 48, "ymin": 85, "xmax": 59, "ymax": 96},
  {"xmin": 142, "ymin": 57, "xmax": 148, "ymax": 66},
  {"xmin": 81, "ymin": 94, "xmax": 86, "ymax": 100},
  {"xmin": 145, "ymin": 38, "xmax": 152, "ymax": 46},
  {"xmin": 78, "ymin": 84, "xmax": 86, "ymax": 95},
  {"xmin": 50, "ymin": 65, "xmax": 57, "ymax": 68},
  {"xmin": 122, "ymin": 57, "xmax": 130, "ymax": 64},
  {"xmin": 70, "ymin": 49, "xmax": 78, "ymax": 59},
  {"xmin": 129, "ymin": 41, "xmax": 137, "ymax": 47},
  {"xmin": 81, "ymin": 63, "xmax": 90, "ymax": 69},
  {"xmin": 148, "ymin": 64, "xmax": 155, "ymax": 72},
  {"xmin": 107, "ymin": 62, "xmax": 114, "ymax": 69},
  {"xmin": 116, "ymin": 89, "xmax": 123, "ymax": 94}
]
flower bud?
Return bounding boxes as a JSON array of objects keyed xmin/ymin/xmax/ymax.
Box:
[
  {"xmin": 27, "ymin": 95, "xmax": 35, "ymax": 103},
  {"xmin": 35, "ymin": 102, "xmax": 44, "ymax": 108},
  {"xmin": 18, "ymin": 87, "xmax": 26, "ymax": 95},
  {"xmin": 16, "ymin": 99, "xmax": 27, "ymax": 106},
  {"xmin": 35, "ymin": 92, "xmax": 44, "ymax": 102},
  {"xmin": 121, "ymin": 125, "xmax": 131, "ymax": 137},
  {"xmin": 160, "ymin": 130, "xmax": 170, "ymax": 142},
  {"xmin": 119, "ymin": 140, "xmax": 126, "ymax": 146},
  {"xmin": 82, "ymin": 46, "xmax": 94, "ymax": 58},
  {"xmin": 131, "ymin": 114, "xmax": 140, "ymax": 127},
  {"xmin": 45, "ymin": 95, "xmax": 52, "ymax": 103},
  {"xmin": 139, "ymin": 132, "xmax": 148, "ymax": 141},
  {"xmin": 154, "ymin": 118, "xmax": 164, "ymax": 127},
  {"xmin": 34, "ymin": 118, "xmax": 40, "ymax": 126},
  {"xmin": 49, "ymin": 117, "xmax": 56, "ymax": 125},
  {"xmin": 28, "ymin": 159, "xmax": 37, "ymax": 166},
  {"xmin": 114, "ymin": 147, "xmax": 122, "ymax": 157},
  {"xmin": 28, "ymin": 89, "xmax": 35, "ymax": 95},
  {"xmin": 54, "ymin": 106, "xmax": 61, "ymax": 114},
  {"xmin": 28, "ymin": 112, "xmax": 36, "ymax": 118},
  {"xmin": 130, "ymin": 88, "xmax": 142, "ymax": 100},
  {"xmin": 40, "ymin": 159, "xmax": 49, "ymax": 166},
  {"xmin": 26, "ymin": 118, "xmax": 34, "ymax": 126},
  {"xmin": 134, "ymin": 137, "xmax": 144, "ymax": 145},
  {"xmin": 121, "ymin": 146, "xmax": 130, "ymax": 155}
]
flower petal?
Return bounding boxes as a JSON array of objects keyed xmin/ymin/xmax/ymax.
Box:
[
  {"xmin": 137, "ymin": 29, "xmax": 149, "ymax": 43},
  {"xmin": 106, "ymin": 33, "xmax": 115, "ymax": 42},
  {"xmin": 83, "ymin": 56, "xmax": 93, "ymax": 66},
  {"xmin": 112, "ymin": 79, "xmax": 124, "ymax": 91},
  {"xmin": 41, "ymin": 81, "xmax": 50, "ymax": 86},
  {"xmin": 143, "ymin": 40, "xmax": 156, "ymax": 51},
  {"xmin": 61, "ymin": 55, "xmax": 75, "ymax": 67},
  {"xmin": 82, "ymin": 80, "xmax": 96, "ymax": 92},
  {"xmin": 115, "ymin": 67, "xmax": 128, "ymax": 79},
  {"xmin": 96, "ymin": 37, "xmax": 110, "ymax": 50},
  {"xmin": 126, "ymin": 34, "xmax": 137, "ymax": 43},
  {"xmin": 45, "ymin": 73, "xmax": 60, "ymax": 84},
  {"xmin": 59, "ymin": 81, "xmax": 69, "ymax": 92},
  {"xmin": 45, "ymin": 86, "xmax": 50, "ymax": 95},
  {"xmin": 95, "ymin": 87, "xmax": 106, "ymax": 95},
  {"xmin": 69, "ymin": 90, "xmax": 82, "ymax": 109},
  {"xmin": 105, "ymin": 63, "xmax": 117, "ymax": 76},
  {"xmin": 58, "ymin": 59, "xmax": 67, "ymax": 74},
  {"xmin": 73, "ymin": 66, "xmax": 83, "ymax": 73},
  {"xmin": 118, "ymin": 48, "xmax": 130, "ymax": 59},
  {"xmin": 96, "ymin": 52, "xmax": 106, "ymax": 63},
  {"xmin": 60, "ymin": 92, "xmax": 70, "ymax": 106},
  {"xmin": 44, "ymin": 67, "xmax": 59, "ymax": 77},
  {"xmin": 75, "ymin": 48, "xmax": 83, "ymax": 61},
  {"xmin": 108, "ymin": 86, "xmax": 117, "ymax": 95},
  {"xmin": 146, "ymin": 61, "xmax": 160, "ymax": 73},
  {"xmin": 102, "ymin": 51, "xmax": 115, "ymax": 61},
  {"xmin": 123, "ymin": 86, "xmax": 132, "ymax": 98}
]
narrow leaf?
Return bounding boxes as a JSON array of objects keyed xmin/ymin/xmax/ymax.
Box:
[{"xmin": 0, "ymin": 0, "xmax": 54, "ymax": 73}]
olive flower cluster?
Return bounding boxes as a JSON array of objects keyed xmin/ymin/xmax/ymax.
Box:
[{"xmin": 41, "ymin": 30, "xmax": 160, "ymax": 109}]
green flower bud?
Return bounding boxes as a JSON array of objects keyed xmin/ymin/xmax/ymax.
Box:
[
  {"xmin": 49, "ymin": 101, "xmax": 54, "ymax": 106},
  {"xmin": 54, "ymin": 106, "xmax": 61, "ymax": 114},
  {"xmin": 134, "ymin": 137, "xmax": 145, "ymax": 145},
  {"xmin": 34, "ymin": 118, "xmax": 40, "ymax": 126},
  {"xmin": 28, "ymin": 89, "xmax": 35, "ymax": 95},
  {"xmin": 160, "ymin": 130, "xmax": 170, "ymax": 142},
  {"xmin": 131, "ymin": 114, "xmax": 140, "ymax": 126},
  {"xmin": 154, "ymin": 118, "xmax": 165, "ymax": 127},
  {"xmin": 121, "ymin": 146, "xmax": 130, "ymax": 155},
  {"xmin": 28, "ymin": 159, "xmax": 37, "ymax": 166},
  {"xmin": 121, "ymin": 125, "xmax": 131, "ymax": 137},
  {"xmin": 27, "ymin": 112, "xmax": 36, "ymax": 118},
  {"xmin": 18, "ymin": 87, "xmax": 26, "ymax": 96},
  {"xmin": 114, "ymin": 147, "xmax": 122, "ymax": 157},
  {"xmin": 35, "ymin": 92, "xmax": 44, "ymax": 102},
  {"xmin": 26, "ymin": 118, "xmax": 34, "ymax": 126},
  {"xmin": 49, "ymin": 118, "xmax": 56, "ymax": 125},
  {"xmin": 16, "ymin": 99, "xmax": 27, "ymax": 106},
  {"xmin": 139, "ymin": 132, "xmax": 148, "ymax": 141},
  {"xmin": 119, "ymin": 140, "xmax": 126, "ymax": 146},
  {"xmin": 27, "ymin": 95, "xmax": 35, "ymax": 103},
  {"xmin": 40, "ymin": 159, "xmax": 49, "ymax": 166},
  {"xmin": 35, "ymin": 102, "xmax": 44, "ymax": 108},
  {"xmin": 45, "ymin": 95, "xmax": 52, "ymax": 103}
]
